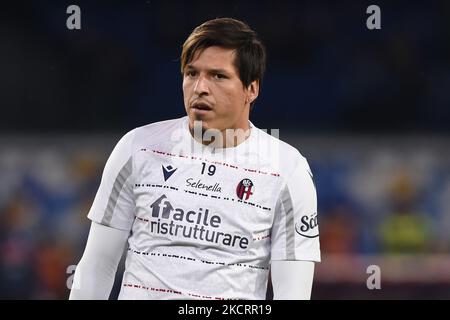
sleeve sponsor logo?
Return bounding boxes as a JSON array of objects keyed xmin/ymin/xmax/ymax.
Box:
[{"xmin": 295, "ymin": 212, "xmax": 319, "ymax": 238}]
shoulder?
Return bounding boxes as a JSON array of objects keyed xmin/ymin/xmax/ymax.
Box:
[
  {"xmin": 117, "ymin": 116, "xmax": 186, "ymax": 151},
  {"xmin": 131, "ymin": 117, "xmax": 185, "ymax": 141},
  {"xmin": 251, "ymin": 126, "xmax": 311, "ymax": 179}
]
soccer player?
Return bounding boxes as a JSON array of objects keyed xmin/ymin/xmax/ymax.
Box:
[{"xmin": 69, "ymin": 18, "xmax": 320, "ymax": 300}]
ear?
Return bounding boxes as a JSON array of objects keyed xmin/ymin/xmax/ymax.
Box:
[{"xmin": 245, "ymin": 80, "xmax": 259, "ymax": 105}]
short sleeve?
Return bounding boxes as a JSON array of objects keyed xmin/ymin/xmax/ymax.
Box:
[
  {"xmin": 270, "ymin": 156, "xmax": 321, "ymax": 262},
  {"xmin": 87, "ymin": 130, "xmax": 136, "ymax": 231}
]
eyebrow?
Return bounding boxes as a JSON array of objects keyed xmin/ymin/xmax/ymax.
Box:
[{"xmin": 185, "ymin": 65, "xmax": 231, "ymax": 75}]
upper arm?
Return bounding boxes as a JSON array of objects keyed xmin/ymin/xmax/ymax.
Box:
[
  {"xmin": 270, "ymin": 156, "xmax": 321, "ymax": 262},
  {"xmin": 87, "ymin": 130, "xmax": 137, "ymax": 231}
]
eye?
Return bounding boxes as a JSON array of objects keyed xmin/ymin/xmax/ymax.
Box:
[
  {"xmin": 213, "ymin": 73, "xmax": 226, "ymax": 80},
  {"xmin": 185, "ymin": 70, "xmax": 197, "ymax": 77}
]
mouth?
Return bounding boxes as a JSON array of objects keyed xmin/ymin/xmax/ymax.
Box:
[
  {"xmin": 191, "ymin": 102, "xmax": 212, "ymax": 111},
  {"xmin": 190, "ymin": 102, "xmax": 213, "ymax": 116}
]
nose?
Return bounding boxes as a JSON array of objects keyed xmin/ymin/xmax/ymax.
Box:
[{"xmin": 193, "ymin": 75, "xmax": 210, "ymax": 96}]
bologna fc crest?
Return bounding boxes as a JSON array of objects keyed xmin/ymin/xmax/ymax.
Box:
[{"xmin": 236, "ymin": 178, "xmax": 254, "ymax": 200}]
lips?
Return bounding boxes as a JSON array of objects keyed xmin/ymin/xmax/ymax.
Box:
[{"xmin": 191, "ymin": 102, "xmax": 212, "ymax": 111}]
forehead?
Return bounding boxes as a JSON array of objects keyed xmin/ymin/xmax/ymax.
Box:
[{"xmin": 188, "ymin": 46, "xmax": 238, "ymax": 72}]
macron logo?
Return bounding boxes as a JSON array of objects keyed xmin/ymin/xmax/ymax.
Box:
[{"xmin": 162, "ymin": 164, "xmax": 177, "ymax": 181}]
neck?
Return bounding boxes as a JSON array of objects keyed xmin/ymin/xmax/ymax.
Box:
[{"xmin": 189, "ymin": 122, "xmax": 251, "ymax": 148}]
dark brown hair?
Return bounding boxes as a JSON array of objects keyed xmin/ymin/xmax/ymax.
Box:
[{"xmin": 181, "ymin": 18, "xmax": 266, "ymax": 94}]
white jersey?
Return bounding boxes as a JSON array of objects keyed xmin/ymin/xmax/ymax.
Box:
[{"xmin": 88, "ymin": 116, "xmax": 320, "ymax": 300}]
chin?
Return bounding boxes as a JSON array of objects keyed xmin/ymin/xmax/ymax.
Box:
[
  {"xmin": 189, "ymin": 113, "xmax": 209, "ymax": 125},
  {"xmin": 189, "ymin": 116, "xmax": 208, "ymax": 131}
]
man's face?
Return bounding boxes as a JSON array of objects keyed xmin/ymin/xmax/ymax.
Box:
[{"xmin": 183, "ymin": 46, "xmax": 258, "ymax": 133}]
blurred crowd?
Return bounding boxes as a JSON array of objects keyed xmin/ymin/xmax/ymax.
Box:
[
  {"xmin": 311, "ymin": 141, "xmax": 450, "ymax": 255},
  {"xmin": 1, "ymin": 135, "xmax": 449, "ymax": 299},
  {"xmin": 0, "ymin": 138, "xmax": 107, "ymax": 299}
]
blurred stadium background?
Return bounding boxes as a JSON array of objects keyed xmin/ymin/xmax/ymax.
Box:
[{"xmin": 1, "ymin": 0, "xmax": 450, "ymax": 299}]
